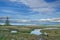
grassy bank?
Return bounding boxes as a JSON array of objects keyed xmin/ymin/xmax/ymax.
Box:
[
  {"xmin": 0, "ymin": 25, "xmax": 60, "ymax": 40},
  {"xmin": 41, "ymin": 29, "xmax": 60, "ymax": 40}
]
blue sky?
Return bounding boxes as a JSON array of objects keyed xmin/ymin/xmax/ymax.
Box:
[{"xmin": 0, "ymin": 0, "xmax": 60, "ymax": 25}]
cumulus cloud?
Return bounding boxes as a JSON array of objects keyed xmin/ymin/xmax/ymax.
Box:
[
  {"xmin": 9, "ymin": 0, "xmax": 60, "ymax": 7},
  {"xmin": 1, "ymin": 9, "xmax": 20, "ymax": 16},
  {"xmin": 11, "ymin": 23, "xmax": 36, "ymax": 25},
  {"xmin": 9, "ymin": 18, "xmax": 60, "ymax": 23},
  {"xmin": 2, "ymin": 10, "xmax": 16, "ymax": 14},
  {"xmin": 8, "ymin": 0, "xmax": 60, "ymax": 21},
  {"xmin": 17, "ymin": 20, "xmax": 30, "ymax": 22},
  {"xmin": 32, "ymin": 7, "xmax": 56, "ymax": 13},
  {"xmin": 9, "ymin": 0, "xmax": 17, "ymax": 2},
  {"xmin": 9, "ymin": 0, "xmax": 60, "ymax": 14},
  {"xmin": 38, "ymin": 18, "xmax": 60, "ymax": 22}
]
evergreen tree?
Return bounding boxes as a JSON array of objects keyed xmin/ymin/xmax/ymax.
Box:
[{"xmin": 5, "ymin": 17, "xmax": 10, "ymax": 26}]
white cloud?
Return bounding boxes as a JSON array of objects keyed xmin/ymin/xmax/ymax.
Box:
[
  {"xmin": 11, "ymin": 23, "xmax": 36, "ymax": 25},
  {"xmin": 38, "ymin": 18, "xmax": 60, "ymax": 22},
  {"xmin": 19, "ymin": 0, "xmax": 48, "ymax": 7},
  {"xmin": 1, "ymin": 9, "xmax": 38, "ymax": 19},
  {"xmin": 2, "ymin": 10, "xmax": 18, "ymax": 14},
  {"xmin": 9, "ymin": 18, "xmax": 60, "ymax": 23},
  {"xmin": 17, "ymin": 20, "xmax": 30, "ymax": 22},
  {"xmin": 10, "ymin": 0, "xmax": 17, "ymax": 2},
  {"xmin": 9, "ymin": 0, "xmax": 60, "ymax": 14},
  {"xmin": 9, "ymin": 0, "xmax": 48, "ymax": 8},
  {"xmin": 32, "ymin": 7, "xmax": 56, "ymax": 13},
  {"xmin": 1, "ymin": 9, "xmax": 26, "ymax": 18}
]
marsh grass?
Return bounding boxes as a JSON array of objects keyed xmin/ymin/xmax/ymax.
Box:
[{"xmin": 41, "ymin": 29, "xmax": 60, "ymax": 40}]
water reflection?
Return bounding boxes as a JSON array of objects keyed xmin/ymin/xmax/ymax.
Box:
[{"xmin": 30, "ymin": 29, "xmax": 42, "ymax": 35}]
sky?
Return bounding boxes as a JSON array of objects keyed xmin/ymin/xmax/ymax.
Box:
[{"xmin": 0, "ymin": 0, "xmax": 60, "ymax": 25}]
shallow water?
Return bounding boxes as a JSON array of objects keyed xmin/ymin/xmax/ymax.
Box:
[
  {"xmin": 30, "ymin": 29, "xmax": 42, "ymax": 35},
  {"xmin": 30, "ymin": 28, "xmax": 60, "ymax": 35}
]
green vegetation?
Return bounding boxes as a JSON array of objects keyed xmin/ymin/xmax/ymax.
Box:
[
  {"xmin": 0, "ymin": 26, "xmax": 40, "ymax": 40},
  {"xmin": 0, "ymin": 25, "xmax": 60, "ymax": 40},
  {"xmin": 0, "ymin": 30, "xmax": 39, "ymax": 40},
  {"xmin": 41, "ymin": 29, "xmax": 60, "ymax": 40}
]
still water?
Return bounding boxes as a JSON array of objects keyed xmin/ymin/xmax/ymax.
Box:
[{"xmin": 30, "ymin": 29, "xmax": 42, "ymax": 35}]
